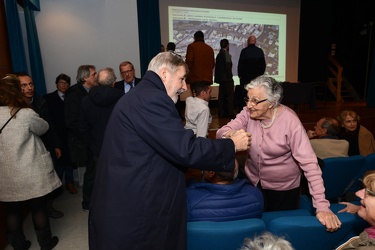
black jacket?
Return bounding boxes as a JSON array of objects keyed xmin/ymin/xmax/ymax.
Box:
[
  {"xmin": 79, "ymin": 85, "xmax": 124, "ymax": 157},
  {"xmin": 64, "ymin": 83, "xmax": 89, "ymax": 163}
]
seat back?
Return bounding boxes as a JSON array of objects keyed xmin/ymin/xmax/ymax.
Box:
[
  {"xmin": 346, "ymin": 153, "xmax": 375, "ymax": 194},
  {"xmin": 267, "ymin": 213, "xmax": 355, "ymax": 250},
  {"xmin": 187, "ymin": 218, "xmax": 266, "ymax": 250},
  {"xmin": 322, "ymin": 155, "xmax": 366, "ymax": 201}
]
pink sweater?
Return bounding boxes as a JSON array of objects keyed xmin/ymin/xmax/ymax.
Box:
[{"xmin": 216, "ymin": 105, "xmax": 331, "ymax": 212}]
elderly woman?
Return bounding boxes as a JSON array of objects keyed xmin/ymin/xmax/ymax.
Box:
[
  {"xmin": 337, "ymin": 171, "xmax": 375, "ymax": 249},
  {"xmin": 0, "ymin": 74, "xmax": 61, "ymax": 249},
  {"xmin": 337, "ymin": 110, "xmax": 375, "ymax": 156},
  {"xmin": 216, "ymin": 75, "xmax": 341, "ymax": 231}
]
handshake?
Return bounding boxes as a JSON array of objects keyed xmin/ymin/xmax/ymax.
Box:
[{"xmin": 223, "ymin": 129, "xmax": 252, "ymax": 152}]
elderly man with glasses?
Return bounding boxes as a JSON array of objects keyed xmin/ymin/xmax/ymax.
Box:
[{"xmin": 114, "ymin": 61, "xmax": 142, "ymax": 93}]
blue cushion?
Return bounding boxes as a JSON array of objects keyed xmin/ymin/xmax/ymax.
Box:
[
  {"xmin": 187, "ymin": 218, "xmax": 266, "ymax": 250},
  {"xmin": 262, "ymin": 209, "xmax": 311, "ymax": 225},
  {"xmin": 267, "ymin": 212, "xmax": 356, "ymax": 250}
]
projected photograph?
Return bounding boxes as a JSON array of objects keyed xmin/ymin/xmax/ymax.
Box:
[{"xmin": 168, "ymin": 6, "xmax": 286, "ymax": 83}]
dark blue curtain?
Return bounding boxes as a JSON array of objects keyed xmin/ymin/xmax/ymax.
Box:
[
  {"xmin": 22, "ymin": 0, "xmax": 46, "ymax": 95},
  {"xmin": 366, "ymin": 48, "xmax": 375, "ymax": 107},
  {"xmin": 5, "ymin": 0, "xmax": 27, "ymax": 72},
  {"xmin": 5, "ymin": 0, "xmax": 46, "ymax": 95},
  {"xmin": 137, "ymin": 0, "xmax": 161, "ymax": 76}
]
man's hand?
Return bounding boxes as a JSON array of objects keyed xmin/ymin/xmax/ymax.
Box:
[
  {"xmin": 230, "ymin": 129, "xmax": 251, "ymax": 152},
  {"xmin": 316, "ymin": 211, "xmax": 342, "ymax": 232}
]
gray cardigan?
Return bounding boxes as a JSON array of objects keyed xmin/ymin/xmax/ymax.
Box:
[{"xmin": 0, "ymin": 107, "xmax": 61, "ymax": 201}]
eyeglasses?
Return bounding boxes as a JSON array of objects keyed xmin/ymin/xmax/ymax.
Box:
[
  {"xmin": 121, "ymin": 69, "xmax": 134, "ymax": 75},
  {"xmin": 244, "ymin": 97, "xmax": 268, "ymax": 106},
  {"xmin": 358, "ymin": 179, "xmax": 375, "ymax": 197},
  {"xmin": 366, "ymin": 188, "xmax": 375, "ymax": 197}
]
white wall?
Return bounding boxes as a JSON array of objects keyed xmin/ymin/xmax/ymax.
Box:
[{"xmin": 34, "ymin": 0, "xmax": 140, "ymax": 93}]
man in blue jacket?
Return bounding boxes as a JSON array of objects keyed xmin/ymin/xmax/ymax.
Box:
[
  {"xmin": 186, "ymin": 159, "xmax": 264, "ymax": 222},
  {"xmin": 89, "ymin": 52, "xmax": 252, "ymax": 250}
]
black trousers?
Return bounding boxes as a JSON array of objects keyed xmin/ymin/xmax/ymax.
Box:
[
  {"xmin": 257, "ymin": 182, "xmax": 300, "ymax": 211},
  {"xmin": 218, "ymin": 80, "xmax": 235, "ymax": 117}
]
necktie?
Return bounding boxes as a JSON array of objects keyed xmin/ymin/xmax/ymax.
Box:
[{"xmin": 61, "ymin": 94, "xmax": 65, "ymax": 101}]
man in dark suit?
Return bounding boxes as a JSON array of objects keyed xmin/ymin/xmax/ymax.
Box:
[
  {"xmin": 89, "ymin": 52, "xmax": 251, "ymax": 249},
  {"xmin": 64, "ymin": 65, "xmax": 97, "ymax": 211},
  {"xmin": 44, "ymin": 73, "xmax": 77, "ymax": 195},
  {"xmin": 237, "ymin": 35, "xmax": 266, "ymax": 108},
  {"xmin": 114, "ymin": 61, "xmax": 141, "ymax": 93}
]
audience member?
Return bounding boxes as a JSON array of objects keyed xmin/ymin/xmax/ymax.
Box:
[
  {"xmin": 44, "ymin": 73, "xmax": 77, "ymax": 194},
  {"xmin": 337, "ymin": 110, "xmax": 375, "ymax": 156},
  {"xmin": 15, "ymin": 72, "xmax": 64, "ymax": 219},
  {"xmin": 89, "ymin": 52, "xmax": 251, "ymax": 249},
  {"xmin": 184, "ymin": 81, "xmax": 212, "ymax": 137},
  {"xmin": 237, "ymin": 35, "xmax": 266, "ymax": 108},
  {"xmin": 185, "ymin": 30, "xmax": 215, "ymax": 91},
  {"xmin": 0, "ymin": 74, "xmax": 60, "ymax": 250},
  {"xmin": 186, "ymin": 159, "xmax": 263, "ymax": 222},
  {"xmin": 214, "ymin": 38, "xmax": 235, "ymax": 119},
  {"xmin": 78, "ymin": 67, "xmax": 123, "ymax": 201},
  {"xmin": 216, "ymin": 75, "xmax": 341, "ymax": 232},
  {"xmin": 166, "ymin": 42, "xmax": 176, "ymax": 52},
  {"xmin": 64, "ymin": 64, "xmax": 97, "ymax": 211},
  {"xmin": 161, "ymin": 44, "xmax": 165, "ymax": 52},
  {"xmin": 336, "ymin": 171, "xmax": 375, "ymax": 249},
  {"xmin": 114, "ymin": 61, "xmax": 141, "ymax": 93},
  {"xmin": 307, "ymin": 117, "xmax": 349, "ymax": 159},
  {"xmin": 240, "ymin": 232, "xmax": 294, "ymax": 250}
]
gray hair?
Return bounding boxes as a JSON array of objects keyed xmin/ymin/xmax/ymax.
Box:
[
  {"xmin": 76, "ymin": 65, "xmax": 96, "ymax": 83},
  {"xmin": 245, "ymin": 75, "xmax": 283, "ymax": 106},
  {"xmin": 148, "ymin": 52, "xmax": 188, "ymax": 75},
  {"xmin": 97, "ymin": 67, "xmax": 117, "ymax": 86},
  {"xmin": 240, "ymin": 232, "xmax": 294, "ymax": 250},
  {"xmin": 321, "ymin": 117, "xmax": 340, "ymax": 136}
]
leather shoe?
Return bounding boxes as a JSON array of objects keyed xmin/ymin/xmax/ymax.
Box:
[
  {"xmin": 48, "ymin": 206, "xmax": 64, "ymax": 219},
  {"xmin": 66, "ymin": 183, "xmax": 78, "ymax": 194}
]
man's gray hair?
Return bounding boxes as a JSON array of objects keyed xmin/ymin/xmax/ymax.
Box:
[
  {"xmin": 97, "ymin": 67, "xmax": 117, "ymax": 86},
  {"xmin": 245, "ymin": 75, "xmax": 283, "ymax": 106},
  {"xmin": 148, "ymin": 52, "xmax": 188, "ymax": 75},
  {"xmin": 76, "ymin": 65, "xmax": 96, "ymax": 83}
]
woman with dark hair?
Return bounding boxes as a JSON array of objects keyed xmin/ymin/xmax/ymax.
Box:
[{"xmin": 0, "ymin": 74, "xmax": 61, "ymax": 250}]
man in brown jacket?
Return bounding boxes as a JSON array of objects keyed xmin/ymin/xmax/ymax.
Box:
[{"xmin": 185, "ymin": 30, "xmax": 215, "ymax": 93}]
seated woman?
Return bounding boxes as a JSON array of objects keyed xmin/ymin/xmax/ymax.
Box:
[
  {"xmin": 337, "ymin": 171, "xmax": 375, "ymax": 249},
  {"xmin": 337, "ymin": 110, "xmax": 375, "ymax": 156}
]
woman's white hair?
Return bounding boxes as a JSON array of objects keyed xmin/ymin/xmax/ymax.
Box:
[
  {"xmin": 240, "ymin": 232, "xmax": 294, "ymax": 250},
  {"xmin": 244, "ymin": 75, "xmax": 283, "ymax": 106}
]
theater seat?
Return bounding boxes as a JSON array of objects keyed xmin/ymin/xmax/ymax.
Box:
[
  {"xmin": 187, "ymin": 218, "xmax": 266, "ymax": 250},
  {"xmin": 267, "ymin": 212, "xmax": 355, "ymax": 250}
]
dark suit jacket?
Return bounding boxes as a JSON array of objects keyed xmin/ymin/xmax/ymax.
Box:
[
  {"xmin": 44, "ymin": 90, "xmax": 70, "ymax": 163},
  {"xmin": 64, "ymin": 83, "xmax": 89, "ymax": 163},
  {"xmin": 114, "ymin": 77, "xmax": 141, "ymax": 92},
  {"xmin": 89, "ymin": 71, "xmax": 235, "ymax": 250}
]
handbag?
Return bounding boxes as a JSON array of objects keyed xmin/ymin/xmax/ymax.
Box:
[{"xmin": 0, "ymin": 108, "xmax": 21, "ymax": 133}]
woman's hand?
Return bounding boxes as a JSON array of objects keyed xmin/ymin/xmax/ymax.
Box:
[
  {"xmin": 337, "ymin": 202, "xmax": 360, "ymax": 214},
  {"xmin": 316, "ymin": 211, "xmax": 342, "ymax": 232}
]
